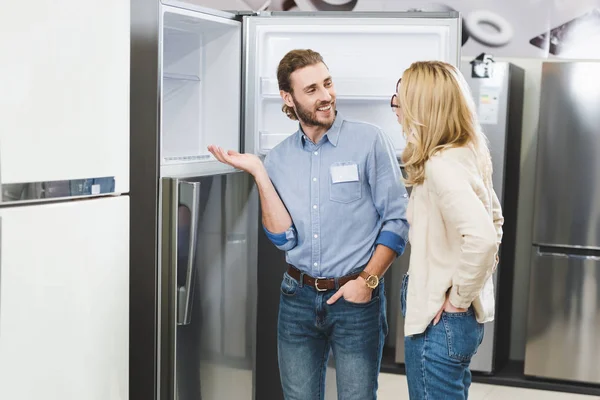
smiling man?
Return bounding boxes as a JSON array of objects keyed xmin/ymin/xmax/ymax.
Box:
[{"xmin": 207, "ymin": 49, "xmax": 409, "ymax": 399}]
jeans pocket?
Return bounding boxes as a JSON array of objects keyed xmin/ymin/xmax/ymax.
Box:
[
  {"xmin": 400, "ymin": 274, "xmax": 409, "ymax": 318},
  {"xmin": 280, "ymin": 272, "xmax": 298, "ymax": 297},
  {"xmin": 342, "ymin": 293, "xmax": 379, "ymax": 307},
  {"xmin": 441, "ymin": 309, "xmax": 484, "ymax": 362},
  {"xmin": 341, "ymin": 278, "xmax": 383, "ymax": 307}
]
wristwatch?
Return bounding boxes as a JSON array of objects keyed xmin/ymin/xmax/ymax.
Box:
[{"xmin": 359, "ymin": 271, "xmax": 379, "ymax": 289}]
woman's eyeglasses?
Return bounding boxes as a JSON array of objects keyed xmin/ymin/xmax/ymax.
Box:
[
  {"xmin": 390, "ymin": 94, "xmax": 399, "ymax": 110},
  {"xmin": 390, "ymin": 78, "xmax": 401, "ymax": 111}
]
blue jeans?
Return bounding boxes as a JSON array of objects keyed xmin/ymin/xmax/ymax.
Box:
[
  {"xmin": 277, "ymin": 271, "xmax": 388, "ymax": 400},
  {"xmin": 400, "ymin": 274, "xmax": 484, "ymax": 400}
]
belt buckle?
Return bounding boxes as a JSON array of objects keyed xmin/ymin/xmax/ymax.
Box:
[{"xmin": 314, "ymin": 277, "xmax": 328, "ymax": 292}]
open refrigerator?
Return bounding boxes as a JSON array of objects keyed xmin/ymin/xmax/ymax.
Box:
[
  {"xmin": 0, "ymin": 1, "xmax": 130, "ymax": 399},
  {"xmin": 129, "ymin": 1, "xmax": 461, "ymax": 399}
]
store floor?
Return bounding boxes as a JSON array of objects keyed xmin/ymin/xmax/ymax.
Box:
[
  {"xmin": 371, "ymin": 373, "xmax": 600, "ymax": 400},
  {"xmin": 199, "ymin": 362, "xmax": 600, "ymax": 399}
]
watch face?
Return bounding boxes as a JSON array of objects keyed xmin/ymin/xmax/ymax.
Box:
[{"xmin": 366, "ymin": 275, "xmax": 379, "ymax": 288}]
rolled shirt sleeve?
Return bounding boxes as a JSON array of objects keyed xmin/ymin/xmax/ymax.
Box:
[
  {"xmin": 262, "ymin": 224, "xmax": 298, "ymax": 251},
  {"xmin": 367, "ymin": 130, "xmax": 410, "ymax": 256}
]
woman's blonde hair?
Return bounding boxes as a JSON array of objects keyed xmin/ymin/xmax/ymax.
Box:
[{"xmin": 398, "ymin": 61, "xmax": 492, "ymax": 186}]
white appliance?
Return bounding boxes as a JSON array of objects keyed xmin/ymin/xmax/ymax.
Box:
[
  {"xmin": 129, "ymin": 2, "xmax": 461, "ymax": 399},
  {"xmin": 0, "ymin": 1, "xmax": 130, "ymax": 400}
]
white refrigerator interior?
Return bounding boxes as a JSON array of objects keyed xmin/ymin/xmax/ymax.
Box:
[
  {"xmin": 160, "ymin": 5, "xmax": 242, "ymax": 178},
  {"xmin": 158, "ymin": 4, "xmax": 459, "ymax": 181},
  {"xmin": 0, "ymin": 197, "xmax": 130, "ymax": 400},
  {"xmin": 244, "ymin": 16, "xmax": 459, "ymax": 157}
]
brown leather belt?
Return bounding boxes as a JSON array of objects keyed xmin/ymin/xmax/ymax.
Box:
[{"xmin": 286, "ymin": 265, "xmax": 360, "ymax": 292}]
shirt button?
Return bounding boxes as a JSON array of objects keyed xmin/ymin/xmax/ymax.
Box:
[
  {"xmin": 314, "ymin": 262, "xmax": 318, "ymax": 267},
  {"xmin": 403, "ymin": 193, "xmax": 408, "ymax": 198},
  {"xmin": 314, "ymin": 151, "xmax": 318, "ymax": 156},
  {"xmin": 313, "ymin": 178, "xmax": 317, "ymax": 182},
  {"xmin": 314, "ymin": 234, "xmax": 318, "ymax": 238},
  {"xmin": 313, "ymin": 205, "xmax": 317, "ymax": 209}
]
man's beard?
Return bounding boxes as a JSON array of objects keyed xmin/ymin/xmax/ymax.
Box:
[{"xmin": 292, "ymin": 96, "xmax": 335, "ymax": 129}]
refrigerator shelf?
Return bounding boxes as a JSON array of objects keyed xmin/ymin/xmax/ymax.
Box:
[
  {"xmin": 163, "ymin": 154, "xmax": 212, "ymax": 163},
  {"xmin": 164, "ymin": 72, "xmax": 201, "ymax": 81}
]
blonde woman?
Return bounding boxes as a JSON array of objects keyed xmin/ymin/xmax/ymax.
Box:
[{"xmin": 392, "ymin": 61, "xmax": 504, "ymax": 399}]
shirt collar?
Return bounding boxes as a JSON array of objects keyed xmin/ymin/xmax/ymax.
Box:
[{"xmin": 297, "ymin": 111, "xmax": 344, "ymax": 148}]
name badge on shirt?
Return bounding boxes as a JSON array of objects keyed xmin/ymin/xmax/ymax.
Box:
[{"xmin": 330, "ymin": 162, "xmax": 359, "ymax": 184}]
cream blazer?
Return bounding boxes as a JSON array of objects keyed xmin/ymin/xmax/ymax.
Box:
[{"xmin": 404, "ymin": 146, "xmax": 504, "ymax": 336}]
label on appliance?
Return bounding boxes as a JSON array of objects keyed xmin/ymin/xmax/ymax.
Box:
[
  {"xmin": 91, "ymin": 184, "xmax": 101, "ymax": 195},
  {"xmin": 478, "ymin": 87, "xmax": 501, "ymax": 125}
]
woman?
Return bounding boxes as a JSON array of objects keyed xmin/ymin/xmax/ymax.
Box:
[{"xmin": 392, "ymin": 61, "xmax": 504, "ymax": 399}]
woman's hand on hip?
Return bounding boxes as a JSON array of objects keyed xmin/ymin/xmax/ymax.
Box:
[{"xmin": 433, "ymin": 294, "xmax": 468, "ymax": 325}]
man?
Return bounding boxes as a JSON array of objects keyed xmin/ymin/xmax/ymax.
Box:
[{"xmin": 208, "ymin": 49, "xmax": 409, "ymax": 399}]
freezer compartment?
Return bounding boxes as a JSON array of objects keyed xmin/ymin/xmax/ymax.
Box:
[
  {"xmin": 0, "ymin": 197, "xmax": 129, "ymax": 400},
  {"xmin": 160, "ymin": 172, "xmax": 257, "ymax": 400},
  {"xmin": 524, "ymin": 248, "xmax": 600, "ymax": 384},
  {"xmin": 245, "ymin": 17, "xmax": 459, "ymax": 155},
  {"xmin": 160, "ymin": 5, "xmax": 241, "ymax": 172}
]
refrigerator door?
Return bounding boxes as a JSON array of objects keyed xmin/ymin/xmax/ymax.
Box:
[
  {"xmin": 524, "ymin": 248, "xmax": 600, "ymax": 384},
  {"xmin": 159, "ymin": 1, "xmax": 243, "ymax": 178},
  {"xmin": 0, "ymin": 0, "xmax": 130, "ymax": 199},
  {"xmin": 243, "ymin": 12, "xmax": 461, "ymax": 157},
  {"xmin": 0, "ymin": 197, "xmax": 129, "ymax": 400},
  {"xmin": 160, "ymin": 172, "xmax": 258, "ymax": 400},
  {"xmin": 532, "ymin": 62, "xmax": 600, "ymax": 249}
]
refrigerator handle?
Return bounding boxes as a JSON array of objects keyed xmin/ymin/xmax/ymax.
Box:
[{"xmin": 177, "ymin": 181, "xmax": 200, "ymax": 326}]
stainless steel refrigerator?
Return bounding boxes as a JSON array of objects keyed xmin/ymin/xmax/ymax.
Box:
[
  {"xmin": 524, "ymin": 61, "xmax": 600, "ymax": 385},
  {"xmin": 390, "ymin": 61, "xmax": 525, "ymax": 374},
  {"xmin": 129, "ymin": 2, "xmax": 461, "ymax": 399}
]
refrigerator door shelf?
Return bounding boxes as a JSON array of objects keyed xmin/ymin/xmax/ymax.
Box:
[
  {"xmin": 258, "ymin": 131, "xmax": 290, "ymax": 155},
  {"xmin": 244, "ymin": 14, "xmax": 460, "ymax": 157},
  {"xmin": 1, "ymin": 176, "xmax": 117, "ymax": 204},
  {"xmin": 159, "ymin": 4, "xmax": 242, "ymax": 178}
]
